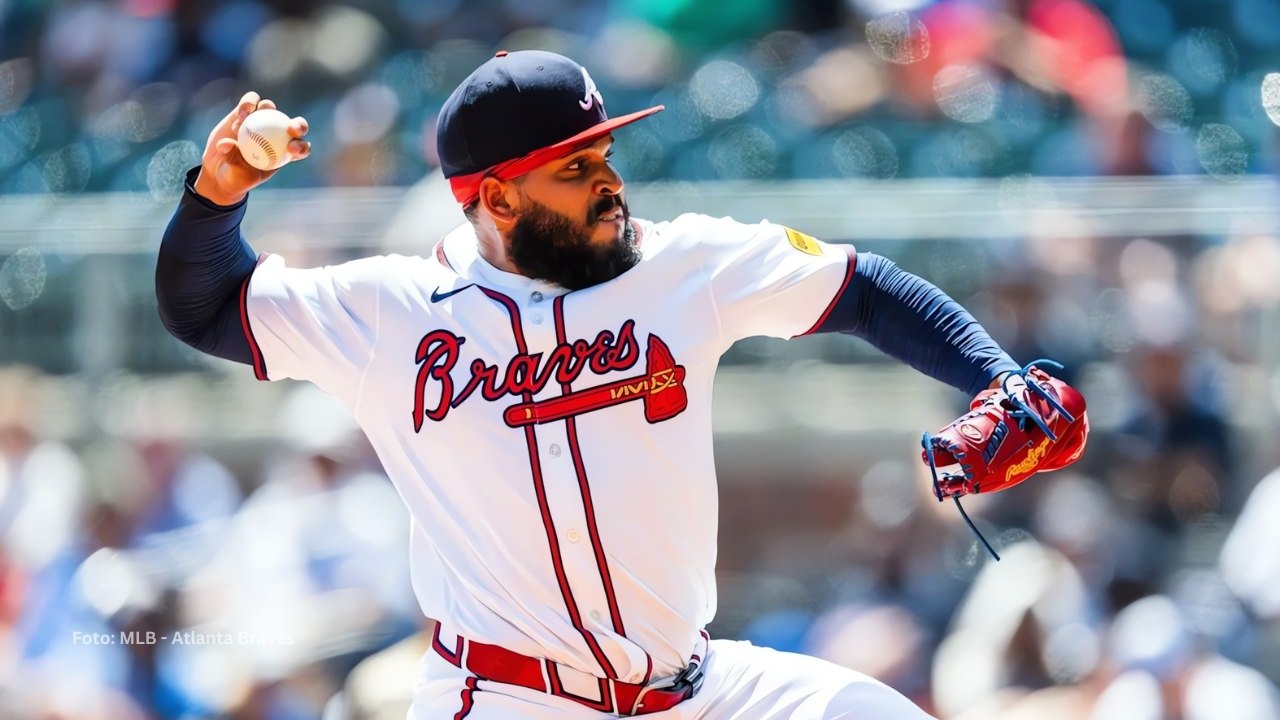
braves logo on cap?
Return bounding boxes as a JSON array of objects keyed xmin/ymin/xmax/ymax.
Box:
[
  {"xmin": 436, "ymin": 50, "xmax": 664, "ymax": 205},
  {"xmin": 579, "ymin": 67, "xmax": 604, "ymax": 112}
]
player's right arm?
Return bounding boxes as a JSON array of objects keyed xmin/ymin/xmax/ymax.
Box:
[{"xmin": 155, "ymin": 92, "xmax": 310, "ymax": 364}]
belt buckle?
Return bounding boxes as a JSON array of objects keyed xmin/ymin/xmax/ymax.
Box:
[
  {"xmin": 669, "ymin": 659, "xmax": 705, "ymax": 696},
  {"xmin": 628, "ymin": 660, "xmax": 704, "ymax": 716}
]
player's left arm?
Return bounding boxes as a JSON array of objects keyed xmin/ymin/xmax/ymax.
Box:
[
  {"xmin": 811, "ymin": 245, "xmax": 1088, "ymax": 530},
  {"xmin": 704, "ymin": 218, "xmax": 1086, "ymax": 521},
  {"xmin": 702, "ymin": 216, "xmax": 1017, "ymax": 396},
  {"xmin": 808, "ymin": 251, "xmax": 1020, "ymax": 397}
]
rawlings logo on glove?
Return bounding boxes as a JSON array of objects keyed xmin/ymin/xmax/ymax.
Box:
[{"xmin": 921, "ymin": 359, "xmax": 1089, "ymax": 559}]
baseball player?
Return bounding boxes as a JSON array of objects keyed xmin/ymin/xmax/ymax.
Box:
[{"xmin": 156, "ymin": 50, "xmax": 1087, "ymax": 719}]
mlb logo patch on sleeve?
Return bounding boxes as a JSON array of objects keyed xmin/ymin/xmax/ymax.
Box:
[{"xmin": 784, "ymin": 227, "xmax": 822, "ymax": 255}]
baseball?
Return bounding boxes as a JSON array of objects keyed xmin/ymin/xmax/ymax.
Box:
[{"xmin": 236, "ymin": 108, "xmax": 293, "ymax": 171}]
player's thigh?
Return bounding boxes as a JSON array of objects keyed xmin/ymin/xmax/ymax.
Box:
[{"xmin": 689, "ymin": 639, "xmax": 937, "ymax": 720}]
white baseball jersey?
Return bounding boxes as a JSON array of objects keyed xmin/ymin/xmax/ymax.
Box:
[{"xmin": 241, "ymin": 213, "xmax": 853, "ymax": 684}]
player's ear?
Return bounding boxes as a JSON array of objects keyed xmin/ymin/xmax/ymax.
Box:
[{"xmin": 479, "ymin": 177, "xmax": 517, "ymax": 225}]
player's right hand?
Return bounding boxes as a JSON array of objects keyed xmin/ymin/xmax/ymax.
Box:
[{"xmin": 193, "ymin": 91, "xmax": 311, "ymax": 207}]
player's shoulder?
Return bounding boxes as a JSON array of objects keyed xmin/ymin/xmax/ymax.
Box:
[
  {"xmin": 257, "ymin": 251, "xmax": 447, "ymax": 295},
  {"xmin": 641, "ymin": 213, "xmax": 787, "ymax": 253},
  {"xmin": 331, "ymin": 252, "xmax": 444, "ymax": 284}
]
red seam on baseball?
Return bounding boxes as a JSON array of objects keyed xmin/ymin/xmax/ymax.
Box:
[{"xmin": 246, "ymin": 129, "xmax": 277, "ymax": 162}]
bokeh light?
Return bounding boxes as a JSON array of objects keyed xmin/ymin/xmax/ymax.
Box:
[
  {"xmin": 0, "ymin": 247, "xmax": 47, "ymax": 310},
  {"xmin": 829, "ymin": 127, "xmax": 899, "ymax": 179},
  {"xmin": 333, "ymin": 83, "xmax": 401, "ymax": 146},
  {"xmin": 689, "ymin": 60, "xmax": 760, "ymax": 121},
  {"xmin": 0, "ymin": 57, "xmax": 35, "ymax": 115},
  {"xmin": 0, "ymin": 106, "xmax": 42, "ymax": 173},
  {"xmin": 146, "ymin": 140, "xmax": 200, "ymax": 202},
  {"xmin": 1167, "ymin": 28, "xmax": 1237, "ymax": 95},
  {"xmin": 42, "ymin": 143, "xmax": 92, "ymax": 194},
  {"xmin": 1136, "ymin": 72, "xmax": 1194, "ymax": 133},
  {"xmin": 1261, "ymin": 72, "xmax": 1280, "ymax": 124},
  {"xmin": 707, "ymin": 124, "xmax": 777, "ymax": 179},
  {"xmin": 933, "ymin": 65, "xmax": 998, "ymax": 124},
  {"xmin": 866, "ymin": 12, "xmax": 931, "ymax": 65},
  {"xmin": 1195, "ymin": 123, "xmax": 1249, "ymax": 179}
]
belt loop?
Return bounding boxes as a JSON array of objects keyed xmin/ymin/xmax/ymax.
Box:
[
  {"xmin": 459, "ymin": 634, "xmax": 471, "ymax": 671},
  {"xmin": 538, "ymin": 657, "xmax": 552, "ymax": 693},
  {"xmin": 629, "ymin": 684, "xmax": 651, "ymax": 716}
]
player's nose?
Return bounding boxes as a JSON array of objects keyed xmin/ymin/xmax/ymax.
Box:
[{"xmin": 594, "ymin": 162, "xmax": 624, "ymax": 197}]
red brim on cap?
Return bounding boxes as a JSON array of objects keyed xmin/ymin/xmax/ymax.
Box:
[{"xmin": 448, "ymin": 105, "xmax": 665, "ymax": 205}]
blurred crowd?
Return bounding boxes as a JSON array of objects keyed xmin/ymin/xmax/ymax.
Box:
[
  {"xmin": 1, "ymin": 0, "xmax": 1278, "ymax": 195},
  {"xmin": 0, "ymin": 372, "xmax": 422, "ymax": 718},
  {"xmin": 4, "ymin": 0, "xmax": 1280, "ymax": 719}
]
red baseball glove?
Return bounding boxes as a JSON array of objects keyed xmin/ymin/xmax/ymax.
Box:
[{"xmin": 921, "ymin": 359, "xmax": 1089, "ymax": 559}]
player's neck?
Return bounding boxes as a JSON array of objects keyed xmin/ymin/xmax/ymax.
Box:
[{"xmin": 473, "ymin": 224, "xmax": 522, "ymax": 276}]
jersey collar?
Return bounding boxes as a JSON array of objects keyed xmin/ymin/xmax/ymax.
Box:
[
  {"xmin": 435, "ymin": 219, "xmax": 650, "ymax": 296},
  {"xmin": 437, "ymin": 223, "xmax": 568, "ymax": 298}
]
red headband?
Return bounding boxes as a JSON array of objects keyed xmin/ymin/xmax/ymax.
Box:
[{"xmin": 447, "ymin": 105, "xmax": 665, "ymax": 206}]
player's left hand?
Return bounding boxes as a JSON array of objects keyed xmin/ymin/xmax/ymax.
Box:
[{"xmin": 921, "ymin": 359, "xmax": 1089, "ymax": 500}]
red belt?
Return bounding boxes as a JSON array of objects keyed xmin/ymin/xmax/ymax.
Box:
[{"xmin": 431, "ymin": 624, "xmax": 705, "ymax": 716}]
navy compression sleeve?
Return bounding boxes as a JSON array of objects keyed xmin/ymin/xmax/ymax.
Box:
[
  {"xmin": 155, "ymin": 167, "xmax": 256, "ymax": 364},
  {"xmin": 815, "ymin": 252, "xmax": 1020, "ymax": 396}
]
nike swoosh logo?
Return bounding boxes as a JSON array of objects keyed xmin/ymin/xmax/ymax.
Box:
[{"xmin": 430, "ymin": 285, "xmax": 472, "ymax": 303}]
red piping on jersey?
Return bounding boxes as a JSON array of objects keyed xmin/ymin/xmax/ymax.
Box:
[
  {"xmin": 546, "ymin": 665, "xmax": 614, "ymax": 713},
  {"xmin": 433, "ymin": 626, "xmax": 464, "ymax": 666},
  {"xmin": 693, "ymin": 629, "xmax": 710, "ymax": 663},
  {"xmin": 239, "ymin": 257, "xmax": 269, "ymax": 381},
  {"xmin": 798, "ymin": 246, "xmax": 857, "ymax": 337},
  {"xmin": 553, "ymin": 295, "xmax": 641, "ymax": 660},
  {"xmin": 452, "ymin": 676, "xmax": 479, "ymax": 719},
  {"xmin": 479, "ymin": 286, "xmax": 620, "ymax": 681},
  {"xmin": 629, "ymin": 218, "xmax": 644, "ymax": 248},
  {"xmin": 434, "ymin": 240, "xmax": 455, "ymax": 271}
]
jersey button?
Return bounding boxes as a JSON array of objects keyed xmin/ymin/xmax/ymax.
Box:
[
  {"xmin": 589, "ymin": 610, "xmax": 602, "ymax": 621},
  {"xmin": 530, "ymin": 291, "xmax": 543, "ymax": 303},
  {"xmin": 567, "ymin": 529, "xmax": 580, "ymax": 543},
  {"xmin": 549, "ymin": 443, "xmax": 561, "ymax": 457},
  {"xmin": 531, "ymin": 311, "xmax": 544, "ymax": 324}
]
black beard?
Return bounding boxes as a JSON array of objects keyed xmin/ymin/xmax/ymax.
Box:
[{"xmin": 507, "ymin": 197, "xmax": 641, "ymax": 291}]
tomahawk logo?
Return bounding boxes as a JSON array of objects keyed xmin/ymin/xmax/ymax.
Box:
[
  {"xmin": 579, "ymin": 67, "xmax": 604, "ymax": 111},
  {"xmin": 503, "ymin": 336, "xmax": 686, "ymax": 427}
]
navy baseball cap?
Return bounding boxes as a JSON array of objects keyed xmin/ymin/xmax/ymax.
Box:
[{"xmin": 437, "ymin": 50, "xmax": 664, "ymax": 205}]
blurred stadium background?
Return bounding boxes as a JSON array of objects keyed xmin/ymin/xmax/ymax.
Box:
[{"xmin": 4, "ymin": 0, "xmax": 1280, "ymax": 718}]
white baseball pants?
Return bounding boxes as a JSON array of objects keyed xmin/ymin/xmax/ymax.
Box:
[{"xmin": 410, "ymin": 638, "xmax": 937, "ymax": 720}]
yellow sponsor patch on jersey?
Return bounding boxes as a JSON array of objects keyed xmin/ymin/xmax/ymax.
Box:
[{"xmin": 784, "ymin": 227, "xmax": 822, "ymax": 256}]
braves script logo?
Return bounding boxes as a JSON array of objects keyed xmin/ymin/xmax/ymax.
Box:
[
  {"xmin": 412, "ymin": 320, "xmax": 687, "ymax": 431},
  {"xmin": 579, "ymin": 67, "xmax": 604, "ymax": 111}
]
